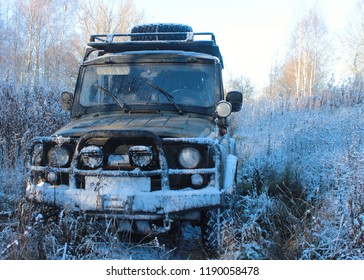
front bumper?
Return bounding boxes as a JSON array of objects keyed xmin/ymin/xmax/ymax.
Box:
[
  {"xmin": 26, "ymin": 182, "xmax": 223, "ymax": 214},
  {"xmin": 25, "ymin": 131, "xmax": 237, "ymax": 217}
]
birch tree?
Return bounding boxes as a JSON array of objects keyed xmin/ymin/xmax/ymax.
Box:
[
  {"xmin": 341, "ymin": 0, "xmax": 364, "ymax": 78},
  {"xmin": 266, "ymin": 50, "xmax": 282, "ymax": 100},
  {"xmin": 78, "ymin": 0, "xmax": 145, "ymax": 42},
  {"xmin": 0, "ymin": 0, "xmax": 79, "ymax": 89},
  {"xmin": 281, "ymin": 6, "xmax": 328, "ymax": 101}
]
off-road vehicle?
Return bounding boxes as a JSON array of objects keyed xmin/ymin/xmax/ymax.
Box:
[{"xmin": 25, "ymin": 23, "xmax": 242, "ymax": 251}]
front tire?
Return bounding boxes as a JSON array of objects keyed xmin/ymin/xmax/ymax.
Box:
[{"xmin": 201, "ymin": 206, "xmax": 234, "ymax": 258}]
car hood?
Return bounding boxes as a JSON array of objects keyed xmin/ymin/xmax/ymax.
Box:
[{"xmin": 54, "ymin": 112, "xmax": 217, "ymax": 139}]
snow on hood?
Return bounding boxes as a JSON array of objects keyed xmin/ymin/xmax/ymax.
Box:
[{"xmin": 54, "ymin": 112, "xmax": 217, "ymax": 138}]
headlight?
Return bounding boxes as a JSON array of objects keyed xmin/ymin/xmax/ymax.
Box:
[
  {"xmin": 178, "ymin": 147, "xmax": 201, "ymax": 169},
  {"xmin": 80, "ymin": 145, "xmax": 103, "ymax": 169},
  {"xmin": 47, "ymin": 146, "xmax": 71, "ymax": 167},
  {"xmin": 129, "ymin": 146, "xmax": 153, "ymax": 167},
  {"xmin": 216, "ymin": 101, "xmax": 232, "ymax": 118}
]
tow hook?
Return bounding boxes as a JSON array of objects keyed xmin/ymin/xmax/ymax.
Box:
[
  {"xmin": 151, "ymin": 214, "xmax": 173, "ymax": 234},
  {"xmin": 163, "ymin": 214, "xmax": 172, "ymax": 231}
]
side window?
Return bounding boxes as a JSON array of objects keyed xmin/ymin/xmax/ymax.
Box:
[{"xmin": 80, "ymin": 68, "xmax": 98, "ymax": 106}]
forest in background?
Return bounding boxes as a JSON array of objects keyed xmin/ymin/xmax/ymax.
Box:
[
  {"xmin": 0, "ymin": 0, "xmax": 364, "ymax": 259},
  {"xmin": 0, "ymin": 0, "xmax": 145, "ymax": 167},
  {"xmin": 1, "ymin": 0, "xmax": 364, "ymax": 162}
]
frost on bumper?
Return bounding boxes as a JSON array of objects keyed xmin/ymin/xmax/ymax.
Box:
[
  {"xmin": 26, "ymin": 182, "xmax": 222, "ymax": 213},
  {"xmin": 25, "ymin": 132, "xmax": 231, "ymax": 215}
]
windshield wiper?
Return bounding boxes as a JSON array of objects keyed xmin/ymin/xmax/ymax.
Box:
[
  {"xmin": 94, "ymin": 84, "xmax": 131, "ymax": 112},
  {"xmin": 146, "ymin": 82, "xmax": 183, "ymax": 114}
]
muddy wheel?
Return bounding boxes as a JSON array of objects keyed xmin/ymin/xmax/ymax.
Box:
[{"xmin": 201, "ymin": 206, "xmax": 234, "ymax": 258}]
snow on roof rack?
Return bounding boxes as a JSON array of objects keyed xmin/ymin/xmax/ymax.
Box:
[
  {"xmin": 84, "ymin": 32, "xmax": 223, "ymax": 67},
  {"xmin": 89, "ymin": 32, "xmax": 216, "ymax": 43}
]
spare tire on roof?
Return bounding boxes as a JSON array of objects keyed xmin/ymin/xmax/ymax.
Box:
[{"xmin": 131, "ymin": 23, "xmax": 193, "ymax": 41}]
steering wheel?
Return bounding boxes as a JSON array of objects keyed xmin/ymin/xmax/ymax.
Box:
[{"xmin": 171, "ymin": 89, "xmax": 203, "ymax": 106}]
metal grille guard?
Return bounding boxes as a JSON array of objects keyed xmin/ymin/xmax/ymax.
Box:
[{"xmin": 27, "ymin": 130, "xmax": 221, "ymax": 191}]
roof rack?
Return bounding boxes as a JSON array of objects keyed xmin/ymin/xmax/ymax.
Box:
[{"xmin": 84, "ymin": 32, "xmax": 223, "ymax": 67}]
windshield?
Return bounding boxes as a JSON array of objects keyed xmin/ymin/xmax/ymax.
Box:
[{"xmin": 78, "ymin": 63, "xmax": 218, "ymax": 113}]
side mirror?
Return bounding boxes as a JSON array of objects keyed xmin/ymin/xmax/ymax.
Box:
[
  {"xmin": 61, "ymin": 91, "xmax": 73, "ymax": 111},
  {"xmin": 226, "ymin": 91, "xmax": 243, "ymax": 112}
]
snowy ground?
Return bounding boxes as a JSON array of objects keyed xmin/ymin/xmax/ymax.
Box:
[
  {"xmin": 235, "ymin": 101, "xmax": 364, "ymax": 196},
  {"xmin": 232, "ymin": 99, "xmax": 364, "ymax": 259},
  {"xmin": 1, "ymin": 97, "xmax": 363, "ymax": 260}
]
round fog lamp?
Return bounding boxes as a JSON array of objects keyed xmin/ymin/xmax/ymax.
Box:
[
  {"xmin": 191, "ymin": 174, "xmax": 203, "ymax": 187},
  {"xmin": 47, "ymin": 172, "xmax": 58, "ymax": 184},
  {"xmin": 129, "ymin": 146, "xmax": 153, "ymax": 167},
  {"xmin": 216, "ymin": 101, "xmax": 232, "ymax": 118},
  {"xmin": 80, "ymin": 145, "xmax": 103, "ymax": 169}
]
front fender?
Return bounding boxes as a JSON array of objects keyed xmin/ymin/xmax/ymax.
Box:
[{"xmin": 223, "ymin": 154, "xmax": 238, "ymax": 194}]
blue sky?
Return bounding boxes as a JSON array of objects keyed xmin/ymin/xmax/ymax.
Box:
[{"xmin": 133, "ymin": 0, "xmax": 356, "ymax": 89}]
